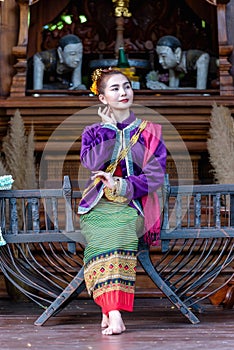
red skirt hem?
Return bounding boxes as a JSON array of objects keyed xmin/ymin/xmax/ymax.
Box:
[{"xmin": 94, "ymin": 290, "xmax": 134, "ymax": 315}]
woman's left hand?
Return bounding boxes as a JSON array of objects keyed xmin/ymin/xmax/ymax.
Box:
[{"xmin": 91, "ymin": 171, "xmax": 115, "ymax": 189}]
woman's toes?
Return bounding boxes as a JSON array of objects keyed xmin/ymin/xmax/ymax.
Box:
[
  {"xmin": 101, "ymin": 314, "xmax": 109, "ymax": 328},
  {"xmin": 101, "ymin": 310, "xmax": 126, "ymax": 335}
]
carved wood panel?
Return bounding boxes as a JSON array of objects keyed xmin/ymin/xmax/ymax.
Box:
[
  {"xmin": 27, "ymin": 0, "xmax": 218, "ymax": 89},
  {"xmin": 39, "ymin": 0, "xmax": 217, "ymax": 55}
]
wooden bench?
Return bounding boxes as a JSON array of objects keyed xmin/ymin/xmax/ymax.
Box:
[{"xmin": 0, "ymin": 175, "xmax": 233, "ymax": 326}]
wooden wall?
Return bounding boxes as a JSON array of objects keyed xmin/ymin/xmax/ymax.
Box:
[{"xmin": 1, "ymin": 92, "xmax": 234, "ymax": 187}]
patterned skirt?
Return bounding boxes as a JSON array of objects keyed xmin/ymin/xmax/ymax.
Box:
[{"xmin": 80, "ymin": 198, "xmax": 140, "ymax": 315}]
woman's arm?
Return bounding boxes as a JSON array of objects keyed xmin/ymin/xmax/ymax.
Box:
[
  {"xmin": 80, "ymin": 124, "xmax": 117, "ymax": 171},
  {"xmin": 91, "ymin": 135, "xmax": 167, "ymax": 198},
  {"xmin": 120, "ymin": 136, "xmax": 167, "ymax": 199}
]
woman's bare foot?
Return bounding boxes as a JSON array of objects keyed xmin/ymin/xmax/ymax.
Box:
[
  {"xmin": 101, "ymin": 313, "xmax": 109, "ymax": 328},
  {"xmin": 102, "ymin": 310, "xmax": 126, "ymax": 335}
]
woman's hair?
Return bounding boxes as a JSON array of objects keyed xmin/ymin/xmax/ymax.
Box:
[{"xmin": 90, "ymin": 68, "xmax": 130, "ymax": 95}]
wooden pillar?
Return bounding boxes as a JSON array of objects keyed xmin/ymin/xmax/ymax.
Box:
[
  {"xmin": 115, "ymin": 16, "xmax": 125, "ymax": 58},
  {"xmin": 112, "ymin": 0, "xmax": 132, "ymax": 58},
  {"xmin": 10, "ymin": 0, "xmax": 29, "ymax": 97},
  {"xmin": 217, "ymin": 0, "xmax": 234, "ymax": 95},
  {"xmin": 0, "ymin": 0, "xmax": 18, "ymax": 97}
]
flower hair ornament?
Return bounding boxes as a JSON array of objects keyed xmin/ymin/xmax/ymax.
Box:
[{"xmin": 90, "ymin": 67, "xmax": 113, "ymax": 95}]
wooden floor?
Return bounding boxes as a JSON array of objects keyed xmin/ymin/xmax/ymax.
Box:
[{"xmin": 0, "ymin": 296, "xmax": 233, "ymax": 350}]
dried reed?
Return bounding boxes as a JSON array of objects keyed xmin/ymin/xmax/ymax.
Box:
[
  {"xmin": 207, "ymin": 103, "xmax": 234, "ymax": 184},
  {"xmin": 0, "ymin": 161, "xmax": 7, "ymax": 176},
  {"xmin": 2, "ymin": 109, "xmax": 37, "ymax": 189},
  {"xmin": 25, "ymin": 124, "xmax": 37, "ymax": 189}
]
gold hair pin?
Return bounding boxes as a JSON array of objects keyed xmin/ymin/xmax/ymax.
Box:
[
  {"xmin": 90, "ymin": 69, "xmax": 103, "ymax": 95},
  {"xmin": 90, "ymin": 67, "xmax": 113, "ymax": 95}
]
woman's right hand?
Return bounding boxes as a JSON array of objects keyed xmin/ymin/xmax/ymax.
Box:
[
  {"xmin": 91, "ymin": 170, "xmax": 115, "ymax": 189},
  {"xmin": 98, "ymin": 105, "xmax": 116, "ymax": 124}
]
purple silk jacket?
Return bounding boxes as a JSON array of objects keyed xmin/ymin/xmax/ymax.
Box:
[{"xmin": 78, "ymin": 111, "xmax": 167, "ymax": 219}]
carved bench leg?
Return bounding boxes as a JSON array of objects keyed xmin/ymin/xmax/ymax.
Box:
[
  {"xmin": 34, "ymin": 267, "xmax": 85, "ymax": 326},
  {"xmin": 137, "ymin": 248, "xmax": 200, "ymax": 325}
]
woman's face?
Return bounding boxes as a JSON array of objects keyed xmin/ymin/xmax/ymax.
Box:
[{"xmin": 99, "ymin": 74, "xmax": 133, "ymax": 111}]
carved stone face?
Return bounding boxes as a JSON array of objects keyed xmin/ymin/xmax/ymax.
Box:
[
  {"xmin": 156, "ymin": 45, "xmax": 179, "ymax": 70},
  {"xmin": 58, "ymin": 43, "xmax": 83, "ymax": 69}
]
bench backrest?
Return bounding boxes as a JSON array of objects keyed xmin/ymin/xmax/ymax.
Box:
[
  {"xmin": 161, "ymin": 181, "xmax": 234, "ymax": 235},
  {"xmin": 1, "ymin": 175, "xmax": 234, "ymax": 246},
  {"xmin": 0, "ymin": 176, "xmax": 80, "ymax": 244}
]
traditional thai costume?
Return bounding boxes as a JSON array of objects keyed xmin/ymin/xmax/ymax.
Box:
[{"xmin": 78, "ymin": 111, "xmax": 167, "ymax": 315}]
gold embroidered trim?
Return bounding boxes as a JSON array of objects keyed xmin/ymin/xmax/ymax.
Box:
[{"xmin": 84, "ymin": 253, "xmax": 137, "ymax": 294}]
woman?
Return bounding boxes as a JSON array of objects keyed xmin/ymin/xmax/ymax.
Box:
[{"xmin": 78, "ymin": 68, "xmax": 167, "ymax": 335}]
